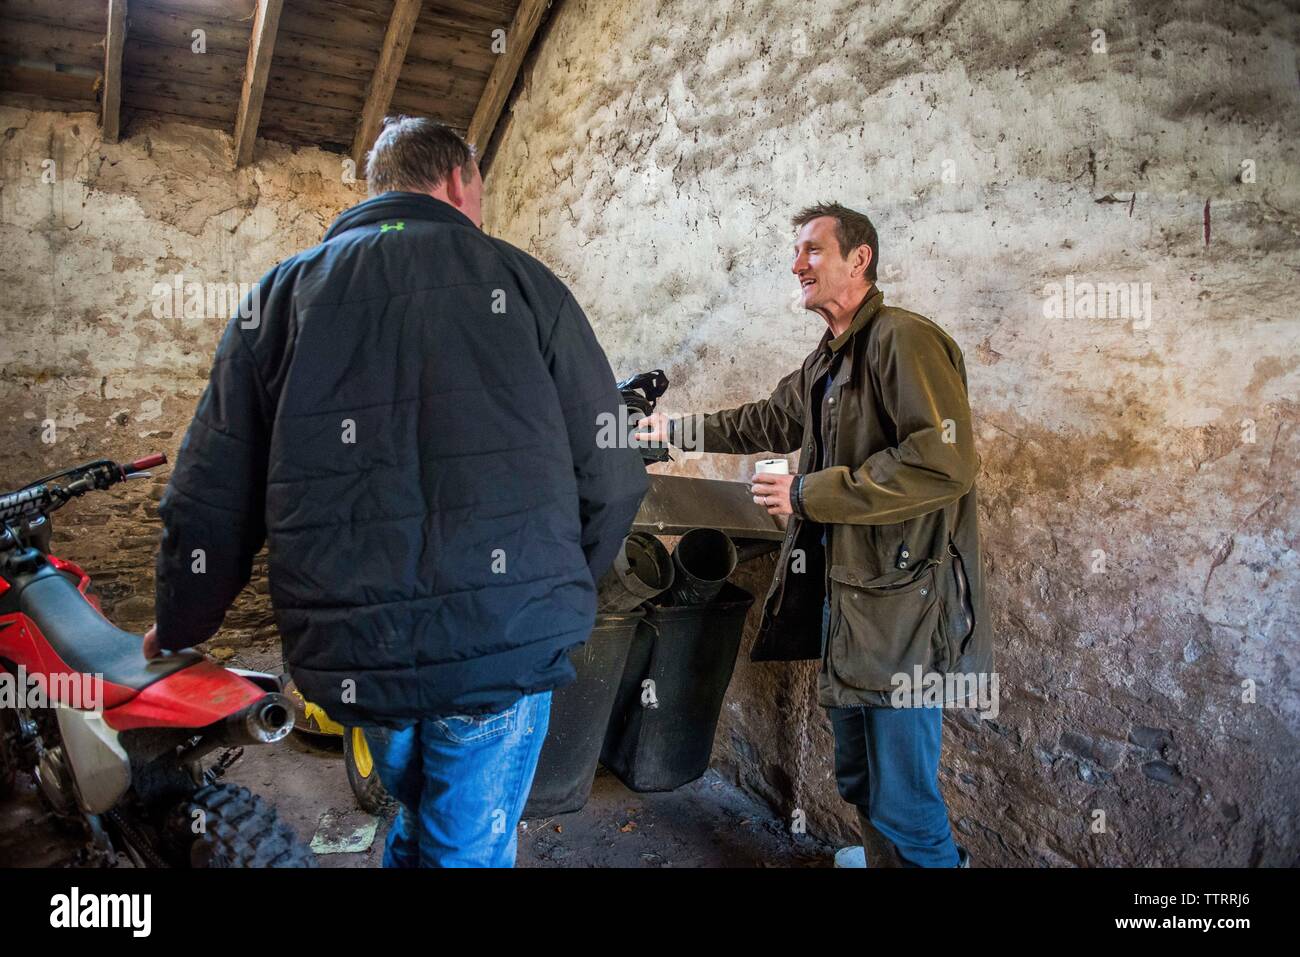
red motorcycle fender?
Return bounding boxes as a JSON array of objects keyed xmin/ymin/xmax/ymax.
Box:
[
  {"xmin": 102, "ymin": 661, "xmax": 267, "ymax": 732},
  {"xmin": 46, "ymin": 556, "xmax": 103, "ymax": 611}
]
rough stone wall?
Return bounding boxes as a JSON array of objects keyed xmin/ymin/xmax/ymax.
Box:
[
  {"xmin": 0, "ymin": 108, "xmax": 363, "ymax": 640},
  {"xmin": 483, "ymin": 0, "xmax": 1300, "ymax": 864}
]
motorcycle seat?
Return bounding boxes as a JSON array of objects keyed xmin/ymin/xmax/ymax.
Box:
[{"xmin": 16, "ymin": 568, "xmax": 201, "ymax": 694}]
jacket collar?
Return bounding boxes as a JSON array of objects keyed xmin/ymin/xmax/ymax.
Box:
[
  {"xmin": 323, "ymin": 191, "xmax": 477, "ymax": 241},
  {"xmin": 811, "ymin": 283, "xmax": 883, "ymax": 392},
  {"xmin": 826, "ymin": 286, "xmax": 884, "ymax": 355}
]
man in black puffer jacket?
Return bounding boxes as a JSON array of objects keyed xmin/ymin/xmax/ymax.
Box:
[{"xmin": 144, "ymin": 118, "xmax": 648, "ymax": 867}]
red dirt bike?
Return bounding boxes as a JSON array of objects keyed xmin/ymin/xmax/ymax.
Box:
[{"xmin": 0, "ymin": 454, "xmax": 314, "ymax": 867}]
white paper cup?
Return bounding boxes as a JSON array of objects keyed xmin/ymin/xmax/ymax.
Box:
[{"xmin": 754, "ymin": 459, "xmax": 791, "ymax": 530}]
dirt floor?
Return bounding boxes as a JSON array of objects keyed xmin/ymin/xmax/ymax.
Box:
[{"xmin": 0, "ymin": 648, "xmax": 834, "ymax": 868}]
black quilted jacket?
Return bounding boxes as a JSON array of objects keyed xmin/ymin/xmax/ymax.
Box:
[{"xmin": 154, "ymin": 192, "xmax": 648, "ymax": 726}]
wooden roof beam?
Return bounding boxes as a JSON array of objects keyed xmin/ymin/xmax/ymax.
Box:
[
  {"xmin": 233, "ymin": 0, "xmax": 285, "ymax": 167},
  {"xmin": 351, "ymin": 0, "xmax": 424, "ymax": 171},
  {"xmin": 101, "ymin": 0, "xmax": 127, "ymax": 143},
  {"xmin": 466, "ymin": 0, "xmax": 548, "ymax": 156}
]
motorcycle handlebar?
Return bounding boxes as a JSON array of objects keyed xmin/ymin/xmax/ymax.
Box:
[
  {"xmin": 126, "ymin": 453, "xmax": 167, "ymax": 474},
  {"xmin": 0, "ymin": 453, "xmax": 169, "ymax": 528}
]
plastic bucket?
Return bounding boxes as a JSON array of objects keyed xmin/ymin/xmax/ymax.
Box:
[
  {"xmin": 600, "ymin": 582, "xmax": 754, "ymax": 792},
  {"xmin": 523, "ymin": 610, "xmax": 643, "ymax": 817}
]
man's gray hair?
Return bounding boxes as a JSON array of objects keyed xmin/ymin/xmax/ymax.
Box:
[
  {"xmin": 365, "ymin": 116, "xmax": 477, "ymax": 197},
  {"xmin": 791, "ymin": 201, "xmax": 879, "ymax": 282}
]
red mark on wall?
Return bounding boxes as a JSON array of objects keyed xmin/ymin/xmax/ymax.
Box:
[{"xmin": 1203, "ymin": 200, "xmax": 1211, "ymax": 246}]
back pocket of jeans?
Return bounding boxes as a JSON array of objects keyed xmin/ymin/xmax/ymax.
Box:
[{"xmin": 435, "ymin": 704, "xmax": 518, "ymax": 743}]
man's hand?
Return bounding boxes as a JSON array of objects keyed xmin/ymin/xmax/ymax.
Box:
[
  {"xmin": 751, "ymin": 472, "xmax": 794, "ymax": 516},
  {"xmin": 142, "ymin": 624, "xmax": 161, "ymax": 659},
  {"xmin": 634, "ymin": 408, "xmax": 676, "ymax": 444},
  {"xmin": 633, "ymin": 412, "xmax": 672, "ymax": 444}
]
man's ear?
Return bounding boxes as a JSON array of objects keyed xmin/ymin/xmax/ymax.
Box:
[
  {"xmin": 445, "ymin": 166, "xmax": 465, "ymax": 207},
  {"xmin": 853, "ymin": 244, "xmax": 873, "ymax": 280}
]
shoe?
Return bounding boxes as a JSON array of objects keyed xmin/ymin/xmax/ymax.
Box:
[
  {"xmin": 956, "ymin": 844, "xmax": 971, "ymax": 868},
  {"xmin": 834, "ymin": 845, "xmax": 867, "ymax": 868},
  {"xmin": 854, "ymin": 807, "xmax": 911, "ymax": 867}
]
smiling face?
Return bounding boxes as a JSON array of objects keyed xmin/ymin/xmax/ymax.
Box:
[{"xmin": 791, "ymin": 216, "xmax": 870, "ymax": 311}]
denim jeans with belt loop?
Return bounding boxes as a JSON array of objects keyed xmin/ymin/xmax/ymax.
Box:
[{"xmin": 363, "ymin": 690, "xmax": 551, "ymax": 868}]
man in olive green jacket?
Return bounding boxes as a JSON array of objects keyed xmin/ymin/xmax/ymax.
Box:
[{"xmin": 637, "ymin": 202, "xmax": 991, "ymax": 867}]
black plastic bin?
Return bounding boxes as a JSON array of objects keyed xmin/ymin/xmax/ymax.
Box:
[
  {"xmin": 523, "ymin": 610, "xmax": 643, "ymax": 817},
  {"xmin": 600, "ymin": 582, "xmax": 755, "ymax": 792}
]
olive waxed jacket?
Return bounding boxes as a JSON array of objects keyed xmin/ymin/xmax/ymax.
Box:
[{"xmin": 670, "ymin": 288, "xmax": 992, "ymax": 708}]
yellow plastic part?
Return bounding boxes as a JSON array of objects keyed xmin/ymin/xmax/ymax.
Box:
[
  {"xmin": 303, "ymin": 700, "xmax": 344, "ymax": 737},
  {"xmin": 349, "ymin": 726, "xmax": 374, "ymax": 778}
]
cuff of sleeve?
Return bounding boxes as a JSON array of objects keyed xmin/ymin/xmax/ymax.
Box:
[
  {"xmin": 155, "ymin": 620, "xmax": 199, "ymax": 653},
  {"xmin": 793, "ymin": 468, "xmax": 834, "ymax": 522},
  {"xmin": 668, "ymin": 413, "xmax": 705, "ymax": 452},
  {"xmin": 790, "ymin": 473, "xmax": 809, "ymax": 519}
]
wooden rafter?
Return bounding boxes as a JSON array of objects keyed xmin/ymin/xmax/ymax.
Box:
[
  {"xmin": 466, "ymin": 0, "xmax": 548, "ymax": 155},
  {"xmin": 351, "ymin": 0, "xmax": 423, "ymax": 170},
  {"xmin": 233, "ymin": 0, "xmax": 285, "ymax": 167},
  {"xmin": 101, "ymin": 0, "xmax": 127, "ymax": 143}
]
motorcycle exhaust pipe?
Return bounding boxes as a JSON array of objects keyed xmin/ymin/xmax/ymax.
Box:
[
  {"xmin": 209, "ymin": 693, "xmax": 295, "ymax": 747},
  {"xmin": 666, "ymin": 527, "xmax": 738, "ymax": 606},
  {"xmin": 596, "ymin": 532, "xmax": 675, "ymax": 612}
]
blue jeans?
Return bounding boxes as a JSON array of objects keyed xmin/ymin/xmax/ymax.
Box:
[
  {"xmin": 822, "ymin": 600, "xmax": 959, "ymax": 867},
  {"xmin": 362, "ymin": 691, "xmax": 551, "ymax": 868}
]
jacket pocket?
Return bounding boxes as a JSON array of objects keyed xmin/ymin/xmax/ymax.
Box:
[{"xmin": 826, "ymin": 565, "xmax": 942, "ymax": 692}]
